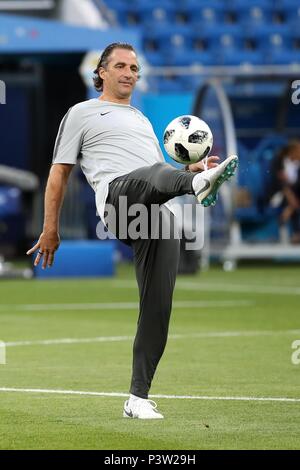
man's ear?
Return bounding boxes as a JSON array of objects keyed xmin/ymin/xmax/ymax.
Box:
[{"xmin": 99, "ymin": 67, "xmax": 105, "ymax": 80}]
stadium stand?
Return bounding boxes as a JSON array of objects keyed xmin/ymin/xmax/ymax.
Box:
[
  {"xmin": 1, "ymin": 0, "xmax": 300, "ymax": 268},
  {"xmin": 99, "ymin": 0, "xmax": 300, "ymax": 89}
]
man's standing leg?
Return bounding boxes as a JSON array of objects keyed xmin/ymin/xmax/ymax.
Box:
[
  {"xmin": 104, "ymin": 157, "xmax": 238, "ymax": 418},
  {"xmin": 129, "ymin": 206, "xmax": 180, "ymax": 399}
]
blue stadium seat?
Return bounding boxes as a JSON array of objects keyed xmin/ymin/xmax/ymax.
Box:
[
  {"xmin": 0, "ymin": 186, "xmax": 21, "ymax": 217},
  {"xmin": 156, "ymin": 76, "xmax": 184, "ymax": 93},
  {"xmin": 229, "ymin": 0, "xmax": 274, "ymax": 9},
  {"xmin": 267, "ymin": 48, "xmax": 300, "ymax": 64},
  {"xmin": 106, "ymin": 2, "xmax": 140, "ymax": 26},
  {"xmin": 181, "ymin": 0, "xmax": 225, "ymax": 7},
  {"xmin": 220, "ymin": 49, "xmax": 265, "ymax": 66},
  {"xmin": 106, "ymin": 0, "xmax": 172, "ymax": 6},
  {"xmin": 138, "ymin": 4, "xmax": 176, "ymax": 28},
  {"xmin": 255, "ymin": 31, "xmax": 293, "ymax": 50},
  {"xmin": 234, "ymin": 135, "xmax": 288, "ymax": 224},
  {"xmin": 106, "ymin": 0, "xmax": 176, "ymax": 26},
  {"xmin": 200, "ymin": 23, "xmax": 244, "ymax": 38},
  {"xmin": 254, "ymin": 32, "xmax": 299, "ymax": 64},
  {"xmin": 251, "ymin": 135, "xmax": 288, "ymax": 206},
  {"xmin": 244, "ymin": 23, "xmax": 291, "ymax": 40},
  {"xmin": 145, "ymin": 31, "xmax": 193, "ymax": 54},
  {"xmin": 236, "ymin": 5, "xmax": 273, "ymax": 22},
  {"xmin": 143, "ymin": 50, "xmax": 167, "ymax": 66},
  {"xmin": 234, "ymin": 142, "xmax": 265, "ymax": 222},
  {"xmin": 285, "ymin": 6, "xmax": 300, "ymax": 29},
  {"xmin": 134, "ymin": 0, "xmax": 174, "ymax": 6},
  {"xmin": 178, "ymin": 74, "xmax": 204, "ymax": 92},
  {"xmin": 192, "ymin": 27, "xmax": 244, "ymax": 54},
  {"xmin": 0, "ymin": 186, "xmax": 24, "ymax": 245},
  {"xmin": 201, "ymin": 31, "xmax": 244, "ymax": 53},
  {"xmin": 142, "ymin": 29, "xmax": 170, "ymax": 52},
  {"xmin": 103, "ymin": 0, "xmax": 300, "ymax": 83},
  {"xmin": 182, "ymin": 3, "xmax": 226, "ymax": 26},
  {"xmin": 275, "ymin": 0, "xmax": 300, "ymax": 8},
  {"xmin": 167, "ymin": 49, "xmax": 216, "ymax": 66}
]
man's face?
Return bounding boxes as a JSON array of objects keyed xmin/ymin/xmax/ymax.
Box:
[{"xmin": 99, "ymin": 48, "xmax": 139, "ymax": 99}]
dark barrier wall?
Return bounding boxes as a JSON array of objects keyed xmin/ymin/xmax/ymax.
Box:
[{"xmin": 0, "ymin": 86, "xmax": 30, "ymax": 169}]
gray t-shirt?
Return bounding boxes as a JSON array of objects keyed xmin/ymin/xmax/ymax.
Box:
[{"xmin": 52, "ymin": 98, "xmax": 171, "ymax": 222}]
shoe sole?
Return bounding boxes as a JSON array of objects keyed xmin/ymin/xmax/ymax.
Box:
[
  {"xmin": 123, "ymin": 409, "xmax": 164, "ymax": 419},
  {"xmin": 201, "ymin": 157, "xmax": 238, "ymax": 207}
]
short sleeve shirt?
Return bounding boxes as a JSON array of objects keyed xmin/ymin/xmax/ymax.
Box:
[{"xmin": 52, "ymin": 99, "xmax": 168, "ymax": 221}]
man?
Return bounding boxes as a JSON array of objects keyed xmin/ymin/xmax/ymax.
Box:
[
  {"xmin": 269, "ymin": 140, "xmax": 300, "ymax": 243},
  {"xmin": 27, "ymin": 43, "xmax": 238, "ymax": 419}
]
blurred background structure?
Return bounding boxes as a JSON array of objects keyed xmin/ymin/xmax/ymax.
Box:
[{"xmin": 1, "ymin": 0, "xmax": 300, "ymax": 277}]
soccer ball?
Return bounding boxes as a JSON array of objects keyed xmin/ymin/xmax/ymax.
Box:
[{"xmin": 163, "ymin": 115, "xmax": 213, "ymax": 164}]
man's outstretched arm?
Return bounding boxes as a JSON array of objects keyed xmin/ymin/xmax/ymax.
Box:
[{"xmin": 26, "ymin": 163, "xmax": 74, "ymax": 269}]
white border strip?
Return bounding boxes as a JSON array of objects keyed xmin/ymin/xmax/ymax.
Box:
[
  {"xmin": 108, "ymin": 280, "xmax": 300, "ymax": 295},
  {"xmin": 0, "ymin": 387, "xmax": 299, "ymax": 403},
  {"xmin": 5, "ymin": 329, "xmax": 300, "ymax": 347},
  {"xmin": 0, "ymin": 1, "xmax": 54, "ymax": 10},
  {"xmin": 0, "ymin": 300, "xmax": 253, "ymax": 312}
]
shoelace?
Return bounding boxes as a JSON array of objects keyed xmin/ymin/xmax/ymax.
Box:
[{"xmin": 135, "ymin": 399, "xmax": 159, "ymax": 413}]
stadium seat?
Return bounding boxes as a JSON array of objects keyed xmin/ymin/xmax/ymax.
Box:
[
  {"xmin": 180, "ymin": 0, "xmax": 225, "ymax": 7},
  {"xmin": 193, "ymin": 28, "xmax": 244, "ymax": 53},
  {"xmin": 256, "ymin": 31, "xmax": 293, "ymax": 49},
  {"xmin": 288, "ymin": 9, "xmax": 300, "ymax": 31},
  {"xmin": 237, "ymin": 7, "xmax": 273, "ymax": 25},
  {"xmin": 183, "ymin": 3, "xmax": 227, "ymax": 28},
  {"xmin": 167, "ymin": 49, "xmax": 217, "ymax": 67},
  {"xmin": 228, "ymin": 1, "xmax": 274, "ymax": 26},
  {"xmin": 234, "ymin": 142, "xmax": 265, "ymax": 222},
  {"xmin": 134, "ymin": 0, "xmax": 174, "ymax": 6},
  {"xmin": 234, "ymin": 135, "xmax": 289, "ymax": 225},
  {"xmin": 146, "ymin": 31, "xmax": 193, "ymax": 54},
  {"xmin": 138, "ymin": 4, "xmax": 176, "ymax": 29},
  {"xmin": 254, "ymin": 31, "xmax": 300, "ymax": 64},
  {"xmin": 154, "ymin": 76, "xmax": 184, "ymax": 93},
  {"xmin": 226, "ymin": 81, "xmax": 288, "ymax": 98},
  {"xmin": 220, "ymin": 49, "xmax": 265, "ymax": 66},
  {"xmin": 243, "ymin": 21, "xmax": 290, "ymax": 38},
  {"xmin": 144, "ymin": 50, "xmax": 167, "ymax": 67},
  {"xmin": 104, "ymin": 0, "xmax": 300, "ymax": 85},
  {"xmin": 229, "ymin": 0, "xmax": 274, "ymax": 9},
  {"xmin": 252, "ymin": 134, "xmax": 288, "ymax": 205},
  {"xmin": 106, "ymin": 3, "xmax": 140, "ymax": 27},
  {"xmin": 202, "ymin": 23, "xmax": 244, "ymax": 38},
  {"xmin": 275, "ymin": 0, "xmax": 300, "ymax": 8},
  {"xmin": 179, "ymin": 74, "xmax": 206, "ymax": 92},
  {"xmin": 255, "ymin": 31, "xmax": 293, "ymax": 56},
  {"xmin": 267, "ymin": 46, "xmax": 300, "ymax": 64},
  {"xmin": 0, "ymin": 185, "xmax": 24, "ymax": 246}
]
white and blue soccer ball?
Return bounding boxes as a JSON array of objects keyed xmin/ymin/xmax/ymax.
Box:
[{"xmin": 163, "ymin": 115, "xmax": 213, "ymax": 164}]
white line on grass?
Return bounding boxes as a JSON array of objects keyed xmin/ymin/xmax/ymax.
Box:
[
  {"xmin": 0, "ymin": 300, "xmax": 253, "ymax": 311},
  {"xmin": 178, "ymin": 282, "xmax": 300, "ymax": 296},
  {"xmin": 5, "ymin": 329, "xmax": 300, "ymax": 347},
  {"xmin": 0, "ymin": 387, "xmax": 299, "ymax": 403},
  {"xmin": 109, "ymin": 280, "xmax": 300, "ymax": 296}
]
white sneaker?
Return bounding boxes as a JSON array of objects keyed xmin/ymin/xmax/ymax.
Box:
[
  {"xmin": 123, "ymin": 398, "xmax": 164, "ymax": 419},
  {"xmin": 193, "ymin": 154, "xmax": 238, "ymax": 207}
]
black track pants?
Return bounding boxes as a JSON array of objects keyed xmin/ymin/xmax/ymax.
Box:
[{"xmin": 105, "ymin": 163, "xmax": 195, "ymax": 398}]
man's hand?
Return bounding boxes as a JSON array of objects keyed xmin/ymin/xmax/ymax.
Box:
[
  {"xmin": 187, "ymin": 155, "xmax": 220, "ymax": 172},
  {"xmin": 26, "ymin": 231, "xmax": 60, "ymax": 269},
  {"xmin": 25, "ymin": 163, "xmax": 73, "ymax": 269}
]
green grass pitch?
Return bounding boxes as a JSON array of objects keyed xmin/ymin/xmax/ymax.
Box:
[{"xmin": 0, "ymin": 263, "xmax": 300, "ymax": 450}]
